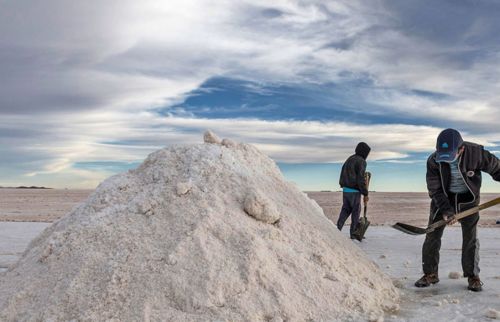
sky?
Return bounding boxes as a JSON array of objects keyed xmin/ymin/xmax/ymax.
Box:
[{"xmin": 0, "ymin": 0, "xmax": 499, "ymax": 192}]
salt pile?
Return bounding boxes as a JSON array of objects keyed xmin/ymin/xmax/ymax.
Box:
[{"xmin": 0, "ymin": 132, "xmax": 399, "ymax": 321}]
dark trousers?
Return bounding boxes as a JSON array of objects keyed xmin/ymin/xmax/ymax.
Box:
[
  {"xmin": 337, "ymin": 192, "xmax": 361, "ymax": 237},
  {"xmin": 422, "ymin": 192, "xmax": 480, "ymax": 277}
]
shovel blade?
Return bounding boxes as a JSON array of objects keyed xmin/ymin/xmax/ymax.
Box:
[{"xmin": 392, "ymin": 222, "xmax": 427, "ymax": 235}]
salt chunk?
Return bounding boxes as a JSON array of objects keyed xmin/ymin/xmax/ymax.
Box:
[
  {"xmin": 176, "ymin": 182, "xmax": 192, "ymax": 196},
  {"xmin": 203, "ymin": 130, "xmax": 221, "ymax": 144},
  {"xmin": 448, "ymin": 271, "xmax": 461, "ymax": 279},
  {"xmin": 369, "ymin": 312, "xmax": 384, "ymax": 322},
  {"xmin": 136, "ymin": 199, "xmax": 153, "ymax": 215},
  {"xmin": 243, "ymin": 190, "xmax": 280, "ymax": 224},
  {"xmin": 486, "ymin": 308, "xmax": 500, "ymax": 319},
  {"xmin": 270, "ymin": 317, "xmax": 284, "ymax": 322},
  {"xmin": 324, "ymin": 273, "xmax": 338, "ymax": 282},
  {"xmin": 167, "ymin": 254, "xmax": 177, "ymax": 266},
  {"xmin": 392, "ymin": 279, "xmax": 405, "ymax": 289},
  {"xmin": 221, "ymin": 138, "xmax": 237, "ymax": 148},
  {"xmin": 38, "ymin": 244, "xmax": 53, "ymax": 263}
]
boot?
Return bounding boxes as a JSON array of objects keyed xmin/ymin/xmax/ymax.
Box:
[
  {"xmin": 414, "ymin": 273, "xmax": 439, "ymax": 287},
  {"xmin": 467, "ymin": 276, "xmax": 483, "ymax": 292}
]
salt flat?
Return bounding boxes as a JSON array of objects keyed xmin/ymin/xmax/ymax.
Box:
[
  {"xmin": 0, "ymin": 222, "xmax": 50, "ymax": 272},
  {"xmin": 0, "ymin": 189, "xmax": 92, "ymax": 222},
  {"xmin": 2, "ymin": 189, "xmax": 499, "ymax": 227},
  {"xmin": 352, "ymin": 227, "xmax": 500, "ymax": 322},
  {"xmin": 2, "ymin": 223, "xmax": 499, "ymax": 321}
]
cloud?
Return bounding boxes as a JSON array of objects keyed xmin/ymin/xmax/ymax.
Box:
[
  {"xmin": 3, "ymin": 0, "xmax": 500, "ymax": 121},
  {"xmin": 1, "ymin": 0, "xmax": 500, "ymax": 187},
  {"xmin": 2, "ymin": 106, "xmax": 498, "ymax": 188},
  {"xmin": 2, "ymin": 109, "xmax": 498, "ymax": 188}
]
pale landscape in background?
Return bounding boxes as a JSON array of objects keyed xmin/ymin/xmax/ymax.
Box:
[{"xmin": 1, "ymin": 189, "xmax": 499, "ymax": 227}]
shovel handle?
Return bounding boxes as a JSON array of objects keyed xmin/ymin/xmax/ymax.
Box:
[
  {"xmin": 393, "ymin": 196, "xmax": 500, "ymax": 236},
  {"xmin": 427, "ymin": 196, "xmax": 500, "ymax": 232},
  {"xmin": 363, "ymin": 172, "xmax": 371, "ymax": 218}
]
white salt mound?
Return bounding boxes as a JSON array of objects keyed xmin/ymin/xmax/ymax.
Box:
[
  {"xmin": 0, "ymin": 133, "xmax": 398, "ymax": 321},
  {"xmin": 448, "ymin": 271, "xmax": 462, "ymax": 279}
]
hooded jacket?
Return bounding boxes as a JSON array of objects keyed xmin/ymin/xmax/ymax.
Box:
[
  {"xmin": 427, "ymin": 141, "xmax": 500, "ymax": 215},
  {"xmin": 339, "ymin": 142, "xmax": 371, "ymax": 196}
]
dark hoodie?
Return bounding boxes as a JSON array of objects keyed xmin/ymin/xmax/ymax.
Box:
[
  {"xmin": 339, "ymin": 142, "xmax": 371, "ymax": 196},
  {"xmin": 426, "ymin": 141, "xmax": 500, "ymax": 215}
]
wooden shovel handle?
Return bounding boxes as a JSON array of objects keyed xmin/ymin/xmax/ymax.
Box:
[{"xmin": 428, "ymin": 196, "xmax": 500, "ymax": 231}]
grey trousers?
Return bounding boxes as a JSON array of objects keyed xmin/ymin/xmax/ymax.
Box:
[
  {"xmin": 337, "ymin": 192, "xmax": 361, "ymax": 237},
  {"xmin": 422, "ymin": 193, "xmax": 480, "ymax": 277}
]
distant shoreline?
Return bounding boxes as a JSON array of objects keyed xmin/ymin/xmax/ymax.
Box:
[{"xmin": 0, "ymin": 186, "xmax": 52, "ymax": 189}]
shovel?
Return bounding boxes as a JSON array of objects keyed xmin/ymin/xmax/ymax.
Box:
[
  {"xmin": 393, "ymin": 196, "xmax": 500, "ymax": 235},
  {"xmin": 353, "ymin": 172, "xmax": 371, "ymax": 241}
]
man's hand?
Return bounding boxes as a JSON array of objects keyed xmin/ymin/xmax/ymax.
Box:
[
  {"xmin": 363, "ymin": 195, "xmax": 369, "ymax": 204},
  {"xmin": 443, "ymin": 211, "xmax": 457, "ymax": 225}
]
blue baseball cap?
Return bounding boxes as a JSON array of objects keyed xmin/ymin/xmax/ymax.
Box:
[{"xmin": 435, "ymin": 128, "xmax": 463, "ymax": 162}]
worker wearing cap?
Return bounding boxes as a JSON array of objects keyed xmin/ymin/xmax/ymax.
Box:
[{"xmin": 415, "ymin": 129, "xmax": 500, "ymax": 291}]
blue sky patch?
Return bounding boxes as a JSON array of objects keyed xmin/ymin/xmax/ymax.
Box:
[
  {"xmin": 161, "ymin": 76, "xmax": 457, "ymax": 128},
  {"xmin": 73, "ymin": 161, "xmax": 140, "ymax": 172}
]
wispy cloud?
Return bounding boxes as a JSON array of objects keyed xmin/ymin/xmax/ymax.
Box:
[
  {"xmin": 1, "ymin": 0, "xmax": 499, "ymax": 188},
  {"xmin": 2, "ymin": 108, "xmax": 498, "ymax": 188}
]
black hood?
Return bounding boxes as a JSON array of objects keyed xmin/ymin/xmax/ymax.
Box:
[{"xmin": 355, "ymin": 142, "xmax": 371, "ymax": 160}]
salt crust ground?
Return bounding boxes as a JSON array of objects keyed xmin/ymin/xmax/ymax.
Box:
[
  {"xmin": 0, "ymin": 135, "xmax": 398, "ymax": 321},
  {"xmin": 352, "ymin": 227, "xmax": 500, "ymax": 322}
]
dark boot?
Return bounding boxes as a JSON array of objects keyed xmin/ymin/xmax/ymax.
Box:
[
  {"xmin": 414, "ymin": 273, "xmax": 439, "ymax": 287},
  {"xmin": 467, "ymin": 276, "xmax": 483, "ymax": 292}
]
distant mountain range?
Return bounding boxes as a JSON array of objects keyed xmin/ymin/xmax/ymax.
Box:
[{"xmin": 0, "ymin": 186, "xmax": 52, "ymax": 189}]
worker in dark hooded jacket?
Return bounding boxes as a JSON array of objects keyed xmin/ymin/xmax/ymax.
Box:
[
  {"xmin": 415, "ymin": 128, "xmax": 500, "ymax": 292},
  {"xmin": 337, "ymin": 142, "xmax": 371, "ymax": 238}
]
